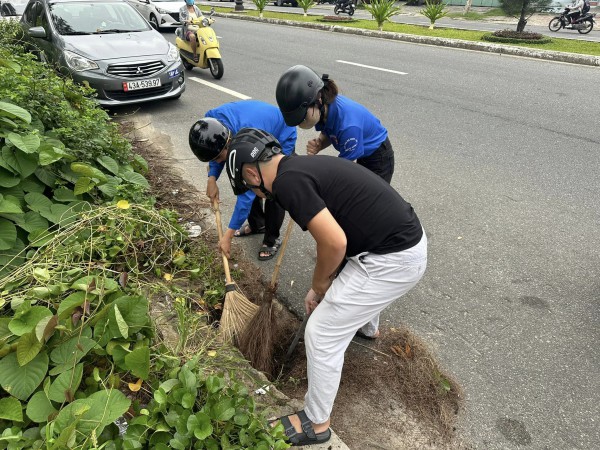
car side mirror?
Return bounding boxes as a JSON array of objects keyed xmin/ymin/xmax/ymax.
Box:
[{"xmin": 28, "ymin": 26, "xmax": 47, "ymax": 38}]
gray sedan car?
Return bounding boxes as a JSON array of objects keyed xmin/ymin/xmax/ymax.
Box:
[{"xmin": 21, "ymin": 0, "xmax": 185, "ymax": 105}]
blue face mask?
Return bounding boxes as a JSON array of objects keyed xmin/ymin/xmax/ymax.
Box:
[{"xmin": 185, "ymin": 0, "xmax": 194, "ymax": 5}]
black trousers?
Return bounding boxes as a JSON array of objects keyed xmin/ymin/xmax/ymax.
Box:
[
  {"xmin": 247, "ymin": 196, "xmax": 285, "ymax": 247},
  {"xmin": 356, "ymin": 137, "xmax": 394, "ymax": 184}
]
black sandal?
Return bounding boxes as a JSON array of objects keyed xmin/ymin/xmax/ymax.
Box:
[
  {"xmin": 258, "ymin": 238, "xmax": 281, "ymax": 261},
  {"xmin": 279, "ymin": 410, "xmax": 331, "ymax": 447},
  {"xmin": 234, "ymin": 224, "xmax": 266, "ymax": 237}
]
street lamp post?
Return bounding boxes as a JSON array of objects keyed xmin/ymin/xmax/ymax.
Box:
[{"xmin": 235, "ymin": 0, "xmax": 244, "ymax": 12}]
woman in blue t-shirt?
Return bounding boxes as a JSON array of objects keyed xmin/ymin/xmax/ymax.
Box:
[{"xmin": 276, "ymin": 65, "xmax": 394, "ymax": 183}]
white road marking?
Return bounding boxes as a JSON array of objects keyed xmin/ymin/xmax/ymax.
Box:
[
  {"xmin": 189, "ymin": 77, "xmax": 252, "ymax": 99},
  {"xmin": 336, "ymin": 60, "xmax": 408, "ymax": 75}
]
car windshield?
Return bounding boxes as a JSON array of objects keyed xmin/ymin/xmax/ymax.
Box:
[{"xmin": 49, "ymin": 2, "xmax": 150, "ymax": 35}]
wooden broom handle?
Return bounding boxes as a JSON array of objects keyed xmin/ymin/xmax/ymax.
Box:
[
  {"xmin": 270, "ymin": 219, "xmax": 294, "ymax": 289},
  {"xmin": 213, "ymin": 199, "xmax": 233, "ymax": 284}
]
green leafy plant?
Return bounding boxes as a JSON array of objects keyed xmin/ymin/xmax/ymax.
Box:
[
  {"xmin": 363, "ymin": 0, "xmax": 401, "ymax": 31},
  {"xmin": 0, "ymin": 98, "xmax": 151, "ymax": 264},
  {"xmin": 122, "ymin": 357, "xmax": 290, "ymax": 450},
  {"xmin": 252, "ymin": 0, "xmax": 270, "ymax": 18},
  {"xmin": 0, "ymin": 22, "xmax": 133, "ymax": 166},
  {"xmin": 0, "ymin": 203, "xmax": 196, "ymax": 448},
  {"xmin": 297, "ymin": 0, "xmax": 316, "ymax": 17},
  {"xmin": 421, "ymin": 0, "xmax": 448, "ymax": 30}
]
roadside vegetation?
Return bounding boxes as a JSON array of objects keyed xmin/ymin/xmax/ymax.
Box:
[
  {"xmin": 446, "ymin": 7, "xmax": 505, "ymax": 19},
  {"xmin": 0, "ymin": 20, "xmax": 289, "ymax": 450},
  {"xmin": 203, "ymin": 5, "xmax": 600, "ymax": 56},
  {"xmin": 420, "ymin": 0, "xmax": 449, "ymax": 29}
]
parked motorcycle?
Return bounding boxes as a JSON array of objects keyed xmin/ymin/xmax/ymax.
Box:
[
  {"xmin": 334, "ymin": 0, "xmax": 355, "ymax": 16},
  {"xmin": 175, "ymin": 7, "xmax": 223, "ymax": 79},
  {"xmin": 548, "ymin": 7, "xmax": 596, "ymax": 34}
]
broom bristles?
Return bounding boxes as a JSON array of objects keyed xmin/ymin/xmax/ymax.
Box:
[
  {"xmin": 237, "ymin": 301, "xmax": 275, "ymax": 375},
  {"xmin": 220, "ymin": 285, "xmax": 259, "ymax": 343}
]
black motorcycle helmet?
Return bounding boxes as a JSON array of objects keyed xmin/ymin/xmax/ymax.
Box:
[
  {"xmin": 275, "ymin": 65, "xmax": 324, "ymax": 127},
  {"xmin": 225, "ymin": 128, "xmax": 282, "ymax": 197},
  {"xmin": 188, "ymin": 118, "xmax": 231, "ymax": 162}
]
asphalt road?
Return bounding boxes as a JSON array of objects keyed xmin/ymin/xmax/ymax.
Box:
[{"xmin": 113, "ymin": 17, "xmax": 600, "ymax": 450}]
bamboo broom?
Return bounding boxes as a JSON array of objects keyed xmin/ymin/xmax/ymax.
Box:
[
  {"xmin": 213, "ymin": 199, "xmax": 259, "ymax": 343},
  {"xmin": 238, "ymin": 218, "xmax": 295, "ymax": 375}
]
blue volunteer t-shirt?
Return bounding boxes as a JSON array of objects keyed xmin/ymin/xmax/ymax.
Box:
[
  {"xmin": 315, "ymin": 95, "xmax": 388, "ymax": 160},
  {"xmin": 205, "ymin": 100, "xmax": 297, "ymax": 230}
]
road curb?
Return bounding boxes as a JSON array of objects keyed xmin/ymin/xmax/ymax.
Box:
[{"xmin": 215, "ymin": 12, "xmax": 600, "ymax": 67}]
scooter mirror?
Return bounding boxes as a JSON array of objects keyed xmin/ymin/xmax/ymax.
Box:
[{"xmin": 210, "ymin": 7, "xmax": 215, "ymax": 16}]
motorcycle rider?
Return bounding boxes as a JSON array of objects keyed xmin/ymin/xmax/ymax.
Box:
[
  {"xmin": 188, "ymin": 101, "xmax": 297, "ymax": 260},
  {"xmin": 335, "ymin": 0, "xmax": 354, "ymax": 12},
  {"xmin": 566, "ymin": 0, "xmax": 584, "ymax": 24},
  {"xmin": 179, "ymin": 0, "xmax": 202, "ymax": 62},
  {"xmin": 276, "ymin": 65, "xmax": 394, "ymax": 184}
]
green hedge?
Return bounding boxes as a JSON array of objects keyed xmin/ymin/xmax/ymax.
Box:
[{"xmin": 482, "ymin": 31, "xmax": 552, "ymax": 45}]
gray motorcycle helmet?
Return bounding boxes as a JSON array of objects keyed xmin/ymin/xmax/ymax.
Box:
[
  {"xmin": 225, "ymin": 128, "xmax": 282, "ymax": 196},
  {"xmin": 275, "ymin": 65, "xmax": 324, "ymax": 127}
]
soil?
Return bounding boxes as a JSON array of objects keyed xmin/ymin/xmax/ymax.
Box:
[{"xmin": 119, "ymin": 119, "xmax": 471, "ymax": 449}]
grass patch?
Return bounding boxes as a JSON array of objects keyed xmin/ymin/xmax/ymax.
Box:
[
  {"xmin": 447, "ymin": 7, "xmax": 506, "ymax": 20},
  {"xmin": 203, "ymin": 5, "xmax": 600, "ymax": 56}
]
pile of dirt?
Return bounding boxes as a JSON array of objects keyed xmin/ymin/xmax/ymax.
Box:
[{"xmin": 279, "ymin": 326, "xmax": 469, "ymax": 449}]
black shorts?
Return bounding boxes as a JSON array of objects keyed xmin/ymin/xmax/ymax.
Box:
[{"xmin": 357, "ymin": 137, "xmax": 394, "ymax": 184}]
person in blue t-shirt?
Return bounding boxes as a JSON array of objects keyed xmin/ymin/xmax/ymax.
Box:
[
  {"xmin": 276, "ymin": 65, "xmax": 394, "ymax": 183},
  {"xmin": 188, "ymin": 100, "xmax": 297, "ymax": 260}
]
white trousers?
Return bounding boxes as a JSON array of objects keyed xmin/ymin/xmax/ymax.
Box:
[{"xmin": 303, "ymin": 231, "xmax": 428, "ymax": 424}]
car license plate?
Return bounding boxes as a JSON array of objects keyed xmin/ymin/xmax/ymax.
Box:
[{"xmin": 122, "ymin": 78, "xmax": 160, "ymax": 92}]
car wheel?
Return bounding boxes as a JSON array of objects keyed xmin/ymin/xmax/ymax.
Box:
[{"xmin": 149, "ymin": 14, "xmax": 159, "ymax": 30}]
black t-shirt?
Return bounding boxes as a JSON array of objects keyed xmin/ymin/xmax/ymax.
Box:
[{"xmin": 273, "ymin": 155, "xmax": 423, "ymax": 257}]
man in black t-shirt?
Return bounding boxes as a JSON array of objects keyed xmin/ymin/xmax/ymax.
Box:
[{"xmin": 224, "ymin": 128, "xmax": 428, "ymax": 447}]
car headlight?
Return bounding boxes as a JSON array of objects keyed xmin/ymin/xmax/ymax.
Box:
[
  {"xmin": 156, "ymin": 7, "xmax": 169, "ymax": 14},
  {"xmin": 167, "ymin": 43, "xmax": 178, "ymax": 62},
  {"xmin": 63, "ymin": 50, "xmax": 99, "ymax": 72}
]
